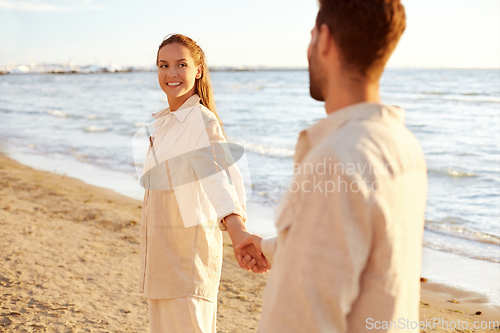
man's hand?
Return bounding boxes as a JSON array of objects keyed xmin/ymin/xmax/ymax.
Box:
[
  {"xmin": 235, "ymin": 234, "xmax": 271, "ymax": 273},
  {"xmin": 224, "ymin": 214, "xmax": 269, "ymax": 273}
]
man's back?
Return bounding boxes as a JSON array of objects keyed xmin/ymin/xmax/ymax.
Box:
[{"xmin": 257, "ymin": 103, "xmax": 428, "ymax": 333}]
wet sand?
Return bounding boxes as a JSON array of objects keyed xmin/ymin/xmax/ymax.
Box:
[{"xmin": 0, "ymin": 153, "xmax": 498, "ymax": 332}]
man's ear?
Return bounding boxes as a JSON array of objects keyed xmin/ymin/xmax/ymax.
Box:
[{"xmin": 317, "ymin": 23, "xmax": 332, "ymax": 58}]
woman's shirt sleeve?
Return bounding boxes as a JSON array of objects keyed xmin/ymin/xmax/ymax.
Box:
[{"xmin": 191, "ymin": 116, "xmax": 248, "ymax": 231}]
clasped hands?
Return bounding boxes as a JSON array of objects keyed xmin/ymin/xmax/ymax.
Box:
[
  {"xmin": 235, "ymin": 233, "xmax": 270, "ymax": 273},
  {"xmin": 224, "ymin": 214, "xmax": 270, "ymax": 273}
]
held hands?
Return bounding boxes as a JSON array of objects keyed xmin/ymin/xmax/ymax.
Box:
[
  {"xmin": 224, "ymin": 214, "xmax": 269, "ymax": 273},
  {"xmin": 235, "ymin": 234, "xmax": 270, "ymax": 273}
]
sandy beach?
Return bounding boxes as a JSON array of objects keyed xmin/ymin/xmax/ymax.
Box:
[{"xmin": 1, "ymin": 152, "xmax": 499, "ymax": 332}]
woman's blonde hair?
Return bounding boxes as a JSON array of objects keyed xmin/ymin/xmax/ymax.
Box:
[{"xmin": 156, "ymin": 34, "xmax": 225, "ymax": 137}]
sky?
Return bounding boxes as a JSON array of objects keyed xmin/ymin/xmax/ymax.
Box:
[{"xmin": 0, "ymin": 0, "xmax": 499, "ymax": 69}]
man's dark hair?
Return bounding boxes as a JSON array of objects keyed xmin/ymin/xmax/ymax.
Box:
[{"xmin": 316, "ymin": 0, "xmax": 406, "ymax": 80}]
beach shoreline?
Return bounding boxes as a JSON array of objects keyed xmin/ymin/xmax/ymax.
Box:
[{"xmin": 1, "ymin": 152, "xmax": 499, "ymax": 332}]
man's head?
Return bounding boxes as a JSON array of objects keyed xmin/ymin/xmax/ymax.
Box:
[{"xmin": 308, "ymin": 0, "xmax": 406, "ymax": 101}]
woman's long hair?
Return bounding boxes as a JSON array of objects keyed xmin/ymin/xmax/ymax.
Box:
[{"xmin": 156, "ymin": 34, "xmax": 225, "ymax": 138}]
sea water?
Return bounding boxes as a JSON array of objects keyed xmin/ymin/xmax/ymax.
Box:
[{"xmin": 0, "ymin": 69, "xmax": 499, "ymax": 299}]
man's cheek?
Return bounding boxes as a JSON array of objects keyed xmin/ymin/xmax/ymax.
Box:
[{"xmin": 307, "ymin": 42, "xmax": 314, "ymax": 63}]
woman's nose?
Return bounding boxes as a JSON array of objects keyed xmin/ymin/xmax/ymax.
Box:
[{"xmin": 166, "ymin": 68, "xmax": 177, "ymax": 78}]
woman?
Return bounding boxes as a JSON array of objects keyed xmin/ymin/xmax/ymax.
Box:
[{"xmin": 139, "ymin": 34, "xmax": 268, "ymax": 333}]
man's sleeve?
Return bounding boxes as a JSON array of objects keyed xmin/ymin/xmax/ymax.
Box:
[
  {"xmin": 261, "ymin": 236, "xmax": 278, "ymax": 265},
  {"xmin": 191, "ymin": 118, "xmax": 247, "ymax": 230},
  {"xmin": 258, "ymin": 156, "xmax": 373, "ymax": 333}
]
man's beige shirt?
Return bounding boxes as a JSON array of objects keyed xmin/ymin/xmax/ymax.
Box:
[
  {"xmin": 259, "ymin": 102, "xmax": 428, "ymax": 333},
  {"xmin": 139, "ymin": 94, "xmax": 247, "ymax": 302}
]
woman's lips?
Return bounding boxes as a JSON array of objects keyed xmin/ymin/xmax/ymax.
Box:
[{"xmin": 166, "ymin": 82, "xmax": 182, "ymax": 87}]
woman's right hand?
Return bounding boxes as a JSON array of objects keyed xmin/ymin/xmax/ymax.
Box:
[
  {"xmin": 236, "ymin": 234, "xmax": 270, "ymax": 273},
  {"xmin": 223, "ymin": 214, "xmax": 269, "ymax": 273}
]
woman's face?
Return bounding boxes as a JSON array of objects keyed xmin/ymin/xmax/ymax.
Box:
[{"xmin": 157, "ymin": 43, "xmax": 201, "ymax": 103}]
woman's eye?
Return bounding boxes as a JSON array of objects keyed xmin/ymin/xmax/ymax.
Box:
[
  {"xmin": 159, "ymin": 64, "xmax": 168, "ymax": 68},
  {"xmin": 178, "ymin": 63, "xmax": 186, "ymax": 67}
]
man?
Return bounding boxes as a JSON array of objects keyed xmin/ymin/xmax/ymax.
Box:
[{"xmin": 236, "ymin": 0, "xmax": 428, "ymax": 332}]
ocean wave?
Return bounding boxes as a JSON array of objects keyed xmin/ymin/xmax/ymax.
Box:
[
  {"xmin": 134, "ymin": 122, "xmax": 150, "ymax": 127},
  {"xmin": 419, "ymin": 91, "xmax": 498, "ymax": 97},
  {"xmin": 230, "ymin": 139, "xmax": 295, "ymax": 158},
  {"xmin": 83, "ymin": 126, "xmax": 109, "ymax": 133},
  {"xmin": 423, "ymin": 236, "xmax": 500, "ymax": 263},
  {"xmin": 47, "ymin": 110, "xmax": 105, "ymax": 120},
  {"xmin": 231, "ymin": 83, "xmax": 266, "ymax": 91},
  {"xmin": 75, "ymin": 154, "xmax": 90, "ymax": 162},
  {"xmin": 46, "ymin": 109, "xmax": 70, "ymax": 118},
  {"xmin": 444, "ymin": 96, "xmax": 500, "ymax": 104},
  {"xmin": 457, "ymin": 152, "xmax": 480, "ymax": 156},
  {"xmin": 427, "ymin": 167, "xmax": 477, "ymax": 178},
  {"xmin": 425, "ymin": 220, "xmax": 500, "ymax": 246},
  {"xmin": 424, "ymin": 218, "xmax": 500, "ymax": 263},
  {"xmin": 420, "ymin": 91, "xmax": 446, "ymax": 95},
  {"xmin": 414, "ymin": 91, "xmax": 500, "ymax": 103},
  {"xmin": 446, "ymin": 168, "xmax": 477, "ymax": 177}
]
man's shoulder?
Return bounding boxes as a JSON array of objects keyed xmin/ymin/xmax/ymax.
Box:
[{"xmin": 309, "ymin": 118, "xmax": 426, "ymax": 179}]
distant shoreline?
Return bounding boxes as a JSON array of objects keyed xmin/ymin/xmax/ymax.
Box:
[
  {"xmin": 0, "ymin": 67, "xmax": 309, "ymax": 76},
  {"xmin": 2, "ymin": 67, "xmax": 500, "ymax": 76}
]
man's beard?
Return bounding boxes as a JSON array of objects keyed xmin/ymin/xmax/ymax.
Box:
[{"xmin": 308, "ymin": 44, "xmax": 325, "ymax": 102}]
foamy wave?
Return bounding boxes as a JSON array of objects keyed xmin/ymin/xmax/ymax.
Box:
[
  {"xmin": 83, "ymin": 126, "xmax": 109, "ymax": 133},
  {"xmin": 231, "ymin": 140, "xmax": 294, "ymax": 158},
  {"xmin": 231, "ymin": 83, "xmax": 266, "ymax": 91},
  {"xmin": 134, "ymin": 122, "xmax": 150, "ymax": 127},
  {"xmin": 425, "ymin": 220, "xmax": 500, "ymax": 246},
  {"xmin": 420, "ymin": 91, "xmax": 446, "ymax": 95},
  {"xmin": 75, "ymin": 154, "xmax": 90, "ymax": 162},
  {"xmin": 424, "ymin": 218, "xmax": 500, "ymax": 263},
  {"xmin": 416, "ymin": 91, "xmax": 500, "ymax": 103},
  {"xmin": 422, "ymin": 237, "xmax": 500, "ymax": 263},
  {"xmin": 446, "ymin": 168, "xmax": 477, "ymax": 177},
  {"xmin": 444, "ymin": 96, "xmax": 500, "ymax": 103},
  {"xmin": 428, "ymin": 168, "xmax": 477, "ymax": 178},
  {"xmin": 46, "ymin": 109, "xmax": 69, "ymax": 118}
]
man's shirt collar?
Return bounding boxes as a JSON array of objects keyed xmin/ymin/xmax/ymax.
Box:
[
  {"xmin": 294, "ymin": 102, "xmax": 405, "ymax": 164},
  {"xmin": 307, "ymin": 102, "xmax": 404, "ymax": 145},
  {"xmin": 151, "ymin": 94, "xmax": 201, "ymax": 123}
]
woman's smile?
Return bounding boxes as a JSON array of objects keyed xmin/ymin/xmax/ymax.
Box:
[{"xmin": 166, "ymin": 81, "xmax": 182, "ymax": 87}]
